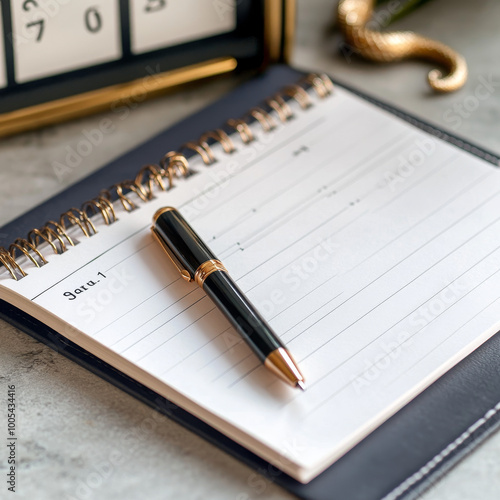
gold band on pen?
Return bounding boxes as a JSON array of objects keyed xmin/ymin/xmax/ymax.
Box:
[{"xmin": 194, "ymin": 259, "xmax": 227, "ymax": 287}]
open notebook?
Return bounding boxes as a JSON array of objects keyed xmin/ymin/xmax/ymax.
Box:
[{"xmin": 1, "ymin": 69, "xmax": 500, "ymax": 490}]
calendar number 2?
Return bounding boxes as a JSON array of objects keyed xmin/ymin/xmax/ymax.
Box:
[
  {"xmin": 23, "ymin": 0, "xmax": 44, "ymax": 41},
  {"xmin": 22, "ymin": 0, "xmax": 39, "ymax": 11}
]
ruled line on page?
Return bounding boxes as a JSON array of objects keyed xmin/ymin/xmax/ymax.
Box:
[
  {"xmin": 346, "ymin": 171, "xmax": 495, "ymax": 275},
  {"xmin": 191, "ymin": 113, "xmax": 362, "ymax": 225},
  {"xmin": 217, "ymin": 130, "xmax": 409, "ymax": 245},
  {"xmin": 390, "ymin": 296, "xmax": 500, "ymax": 382},
  {"xmin": 303, "ymin": 243, "xmax": 500, "ymax": 392},
  {"xmin": 216, "ymin": 133, "xmax": 410, "ymax": 261},
  {"xmin": 226, "ymin": 291, "xmax": 345, "ymax": 389},
  {"xmin": 122, "ymin": 296, "xmax": 210, "ymax": 357},
  {"xmin": 30, "ymin": 225, "xmax": 151, "ymax": 301},
  {"xmin": 373, "ymin": 152, "xmax": 458, "ymax": 213},
  {"xmin": 229, "ymin": 242, "xmax": 500, "ymax": 392},
  {"xmin": 295, "ymin": 212, "xmax": 500, "ymax": 357},
  {"xmin": 243, "ymin": 169, "xmax": 493, "ymax": 298},
  {"xmin": 303, "ymin": 265, "xmax": 500, "ymax": 418},
  {"xmin": 109, "ymin": 288, "xmax": 201, "ymax": 348},
  {"xmin": 279, "ymin": 190, "xmax": 500, "ymax": 349}
]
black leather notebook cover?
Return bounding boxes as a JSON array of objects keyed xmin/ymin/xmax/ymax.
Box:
[{"xmin": 1, "ymin": 65, "xmax": 500, "ymax": 500}]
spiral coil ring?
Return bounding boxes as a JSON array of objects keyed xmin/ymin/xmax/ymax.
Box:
[
  {"xmin": 10, "ymin": 238, "xmax": 47, "ymax": 268},
  {"xmin": 135, "ymin": 164, "xmax": 168, "ymax": 199},
  {"xmin": 199, "ymin": 129, "xmax": 235, "ymax": 154},
  {"xmin": 248, "ymin": 107, "xmax": 277, "ymax": 132},
  {"xmin": 283, "ymin": 85, "xmax": 313, "ymax": 109},
  {"xmin": 160, "ymin": 151, "xmax": 190, "ymax": 178},
  {"xmin": 266, "ymin": 94, "xmax": 294, "ymax": 123},
  {"xmin": 60, "ymin": 209, "xmax": 92, "ymax": 238},
  {"xmin": 1, "ymin": 74, "xmax": 333, "ymax": 280},
  {"xmin": 181, "ymin": 141, "xmax": 215, "ymax": 165},
  {"xmin": 82, "ymin": 198, "xmax": 117, "ymax": 226},
  {"xmin": 302, "ymin": 73, "xmax": 334, "ymax": 98},
  {"xmin": 0, "ymin": 248, "xmax": 26, "ymax": 280},
  {"xmin": 226, "ymin": 119, "xmax": 254, "ymax": 144}
]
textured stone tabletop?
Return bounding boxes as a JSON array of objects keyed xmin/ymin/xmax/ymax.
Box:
[{"xmin": 1, "ymin": 1, "xmax": 499, "ymax": 499}]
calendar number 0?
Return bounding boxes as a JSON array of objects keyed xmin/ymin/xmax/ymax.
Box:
[{"xmin": 85, "ymin": 7, "xmax": 103, "ymax": 34}]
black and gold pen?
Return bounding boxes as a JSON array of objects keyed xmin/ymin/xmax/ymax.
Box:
[{"xmin": 151, "ymin": 207, "xmax": 305, "ymax": 390}]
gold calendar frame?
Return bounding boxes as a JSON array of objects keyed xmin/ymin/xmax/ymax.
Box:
[{"xmin": 0, "ymin": 0, "xmax": 295, "ymax": 138}]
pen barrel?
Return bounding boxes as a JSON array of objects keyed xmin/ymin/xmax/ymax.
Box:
[
  {"xmin": 154, "ymin": 208, "xmax": 217, "ymax": 277},
  {"xmin": 203, "ymin": 271, "xmax": 284, "ymax": 361}
]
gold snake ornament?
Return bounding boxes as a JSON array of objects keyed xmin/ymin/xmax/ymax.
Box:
[{"xmin": 337, "ymin": 0, "xmax": 468, "ymax": 92}]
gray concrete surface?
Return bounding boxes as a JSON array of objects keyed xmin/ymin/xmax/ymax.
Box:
[{"xmin": 1, "ymin": 1, "xmax": 499, "ymax": 498}]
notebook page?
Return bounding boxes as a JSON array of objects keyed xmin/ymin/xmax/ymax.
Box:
[{"xmin": 3, "ymin": 87, "xmax": 500, "ymax": 482}]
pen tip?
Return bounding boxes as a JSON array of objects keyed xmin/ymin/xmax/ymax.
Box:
[{"xmin": 296, "ymin": 380, "xmax": 306, "ymax": 391}]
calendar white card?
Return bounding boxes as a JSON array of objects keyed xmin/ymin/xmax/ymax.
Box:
[
  {"xmin": 130, "ymin": 0, "xmax": 237, "ymax": 55},
  {"xmin": 0, "ymin": 9, "xmax": 7, "ymax": 89},
  {"xmin": 11, "ymin": 0, "xmax": 122, "ymax": 83}
]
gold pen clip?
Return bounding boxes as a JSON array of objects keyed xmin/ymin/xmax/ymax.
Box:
[{"xmin": 151, "ymin": 227, "xmax": 192, "ymax": 282}]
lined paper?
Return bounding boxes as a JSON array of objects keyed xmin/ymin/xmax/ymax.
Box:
[{"xmin": 3, "ymin": 87, "xmax": 500, "ymax": 482}]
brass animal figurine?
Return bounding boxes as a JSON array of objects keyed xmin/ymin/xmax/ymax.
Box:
[{"xmin": 337, "ymin": 0, "xmax": 468, "ymax": 92}]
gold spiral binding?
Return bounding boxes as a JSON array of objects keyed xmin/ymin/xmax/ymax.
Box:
[
  {"xmin": 199, "ymin": 129, "xmax": 235, "ymax": 154},
  {"xmin": 69, "ymin": 208, "xmax": 97, "ymax": 236},
  {"xmin": 302, "ymin": 73, "xmax": 334, "ymax": 98},
  {"xmin": 160, "ymin": 151, "xmax": 190, "ymax": 178},
  {"xmin": 28, "ymin": 227, "xmax": 65, "ymax": 255},
  {"xmin": 249, "ymin": 107, "xmax": 277, "ymax": 132},
  {"xmin": 45, "ymin": 220, "xmax": 77, "ymax": 247},
  {"xmin": 283, "ymin": 84, "xmax": 313, "ymax": 109},
  {"xmin": 60, "ymin": 209, "xmax": 92, "ymax": 238},
  {"xmin": 82, "ymin": 197, "xmax": 117, "ymax": 226},
  {"xmin": 181, "ymin": 141, "xmax": 215, "ymax": 165},
  {"xmin": 0, "ymin": 248, "xmax": 26, "ymax": 280},
  {"xmin": 104, "ymin": 181, "xmax": 149, "ymax": 213},
  {"xmin": 266, "ymin": 94, "xmax": 294, "ymax": 122},
  {"xmin": 226, "ymin": 119, "xmax": 254, "ymax": 144},
  {"xmin": 9, "ymin": 239, "xmax": 47, "ymax": 268},
  {"xmin": 135, "ymin": 165, "xmax": 169, "ymax": 198},
  {"xmin": 1, "ymin": 74, "xmax": 334, "ymax": 279}
]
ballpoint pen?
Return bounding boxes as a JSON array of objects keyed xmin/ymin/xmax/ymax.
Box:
[{"xmin": 151, "ymin": 207, "xmax": 305, "ymax": 390}]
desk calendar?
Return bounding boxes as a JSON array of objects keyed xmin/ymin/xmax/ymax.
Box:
[{"xmin": 0, "ymin": 0, "xmax": 294, "ymax": 136}]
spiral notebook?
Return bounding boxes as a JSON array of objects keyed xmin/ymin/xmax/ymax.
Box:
[{"xmin": 2, "ymin": 65, "xmax": 500, "ymax": 500}]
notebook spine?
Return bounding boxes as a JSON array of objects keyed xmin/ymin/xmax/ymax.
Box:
[{"xmin": 0, "ymin": 73, "xmax": 334, "ymax": 281}]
